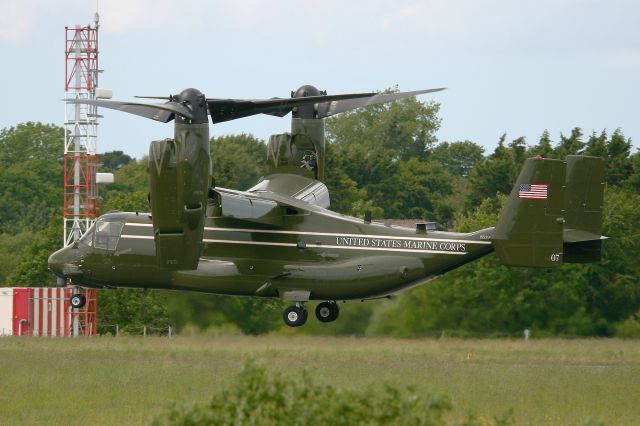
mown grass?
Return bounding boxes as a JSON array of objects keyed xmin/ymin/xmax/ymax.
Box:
[{"xmin": 0, "ymin": 336, "xmax": 639, "ymax": 425}]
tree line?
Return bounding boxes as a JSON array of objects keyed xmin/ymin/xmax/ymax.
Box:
[{"xmin": 1, "ymin": 95, "xmax": 638, "ymax": 336}]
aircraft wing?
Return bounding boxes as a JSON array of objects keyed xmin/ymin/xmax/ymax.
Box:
[
  {"xmin": 211, "ymin": 177, "xmax": 329, "ymax": 227},
  {"xmin": 247, "ymin": 174, "xmax": 329, "ymax": 208}
]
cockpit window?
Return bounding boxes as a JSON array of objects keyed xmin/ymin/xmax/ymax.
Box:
[
  {"xmin": 78, "ymin": 224, "xmax": 95, "ymax": 247},
  {"xmin": 94, "ymin": 220, "xmax": 124, "ymax": 251}
]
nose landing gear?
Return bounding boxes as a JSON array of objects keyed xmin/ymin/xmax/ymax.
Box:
[{"xmin": 70, "ymin": 288, "xmax": 87, "ymax": 309}]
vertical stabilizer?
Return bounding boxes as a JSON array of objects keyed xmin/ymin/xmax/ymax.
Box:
[
  {"xmin": 492, "ymin": 157, "xmax": 566, "ymax": 267},
  {"xmin": 563, "ymin": 155, "xmax": 605, "ymax": 263}
]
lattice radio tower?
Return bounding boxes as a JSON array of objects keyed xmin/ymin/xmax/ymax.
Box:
[{"xmin": 63, "ymin": 13, "xmax": 102, "ymax": 246}]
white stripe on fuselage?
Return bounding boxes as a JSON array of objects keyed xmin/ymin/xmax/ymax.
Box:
[
  {"xmin": 121, "ymin": 234, "xmax": 468, "ymax": 255},
  {"xmin": 124, "ymin": 222, "xmax": 489, "ymax": 245},
  {"xmin": 202, "ymin": 239, "xmax": 468, "ymax": 255},
  {"xmin": 122, "ymin": 223, "xmax": 490, "ymax": 255},
  {"xmin": 204, "ymin": 226, "xmax": 491, "ymax": 245}
]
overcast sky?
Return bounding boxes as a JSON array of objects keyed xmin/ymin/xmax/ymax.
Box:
[{"xmin": 0, "ymin": 0, "xmax": 638, "ymax": 158}]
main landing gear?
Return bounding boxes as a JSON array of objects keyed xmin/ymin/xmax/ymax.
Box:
[
  {"xmin": 282, "ymin": 301, "xmax": 340, "ymax": 327},
  {"xmin": 315, "ymin": 301, "xmax": 339, "ymax": 323},
  {"xmin": 283, "ymin": 304, "xmax": 308, "ymax": 327}
]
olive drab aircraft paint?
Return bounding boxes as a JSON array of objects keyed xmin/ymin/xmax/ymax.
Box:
[{"xmin": 48, "ymin": 86, "xmax": 606, "ymax": 327}]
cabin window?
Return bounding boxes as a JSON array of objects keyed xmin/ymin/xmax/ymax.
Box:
[{"xmin": 94, "ymin": 220, "xmax": 124, "ymax": 251}]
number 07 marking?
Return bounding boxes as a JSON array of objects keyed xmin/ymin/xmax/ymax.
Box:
[{"xmin": 550, "ymin": 253, "xmax": 560, "ymax": 262}]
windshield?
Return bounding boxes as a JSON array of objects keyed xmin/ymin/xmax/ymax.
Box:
[
  {"xmin": 78, "ymin": 224, "xmax": 95, "ymax": 246},
  {"xmin": 94, "ymin": 220, "xmax": 124, "ymax": 251}
]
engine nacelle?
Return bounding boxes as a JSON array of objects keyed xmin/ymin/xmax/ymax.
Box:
[{"xmin": 148, "ymin": 123, "xmax": 211, "ymax": 270}]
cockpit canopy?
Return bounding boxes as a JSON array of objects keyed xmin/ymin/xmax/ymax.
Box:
[{"xmin": 79, "ymin": 218, "xmax": 124, "ymax": 251}]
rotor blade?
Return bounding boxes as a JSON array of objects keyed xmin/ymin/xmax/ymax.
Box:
[
  {"xmin": 206, "ymin": 92, "xmax": 375, "ymax": 124},
  {"xmin": 64, "ymin": 99, "xmax": 194, "ymax": 123},
  {"xmin": 317, "ymin": 88, "xmax": 446, "ymax": 118},
  {"xmin": 134, "ymin": 96, "xmax": 172, "ymax": 101}
]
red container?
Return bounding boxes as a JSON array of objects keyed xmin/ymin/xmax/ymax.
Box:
[{"xmin": 0, "ymin": 288, "xmax": 96, "ymax": 336}]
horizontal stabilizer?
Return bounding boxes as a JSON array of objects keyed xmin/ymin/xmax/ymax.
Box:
[{"xmin": 563, "ymin": 239, "xmax": 602, "ymax": 263}]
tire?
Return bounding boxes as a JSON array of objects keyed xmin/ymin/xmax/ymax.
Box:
[
  {"xmin": 315, "ymin": 301, "xmax": 339, "ymax": 323},
  {"xmin": 70, "ymin": 294, "xmax": 86, "ymax": 309},
  {"xmin": 283, "ymin": 306, "xmax": 307, "ymax": 327}
]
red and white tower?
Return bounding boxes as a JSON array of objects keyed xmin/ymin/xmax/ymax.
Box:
[{"xmin": 63, "ymin": 13, "xmax": 101, "ymax": 246}]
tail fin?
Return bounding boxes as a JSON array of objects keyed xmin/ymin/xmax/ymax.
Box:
[
  {"xmin": 492, "ymin": 155, "xmax": 605, "ymax": 267},
  {"xmin": 563, "ymin": 155, "xmax": 606, "ymax": 263}
]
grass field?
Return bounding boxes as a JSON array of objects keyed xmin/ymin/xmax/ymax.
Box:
[{"xmin": 1, "ymin": 336, "xmax": 639, "ymax": 425}]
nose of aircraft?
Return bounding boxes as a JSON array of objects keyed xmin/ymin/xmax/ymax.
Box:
[
  {"xmin": 48, "ymin": 249, "xmax": 64, "ymax": 276},
  {"xmin": 48, "ymin": 245, "xmax": 83, "ymax": 282}
]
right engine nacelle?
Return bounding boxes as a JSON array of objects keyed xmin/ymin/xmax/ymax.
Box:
[{"xmin": 267, "ymin": 119, "xmax": 325, "ymax": 181}]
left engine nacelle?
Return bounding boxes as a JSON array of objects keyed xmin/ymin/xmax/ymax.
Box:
[{"xmin": 148, "ymin": 123, "xmax": 211, "ymax": 270}]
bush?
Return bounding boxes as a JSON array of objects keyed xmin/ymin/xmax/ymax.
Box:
[
  {"xmin": 615, "ymin": 312, "xmax": 640, "ymax": 338},
  {"xmin": 152, "ymin": 360, "xmax": 456, "ymax": 426},
  {"xmin": 151, "ymin": 360, "xmax": 517, "ymax": 425}
]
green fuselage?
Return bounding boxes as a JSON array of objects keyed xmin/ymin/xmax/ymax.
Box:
[{"xmin": 49, "ymin": 193, "xmax": 495, "ymax": 301}]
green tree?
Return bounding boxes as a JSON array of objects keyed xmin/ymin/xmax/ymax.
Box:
[
  {"xmin": 324, "ymin": 143, "xmax": 385, "ymax": 218},
  {"xmin": 0, "ymin": 231, "xmax": 33, "ymax": 285},
  {"xmin": 101, "ymin": 190, "xmax": 148, "ymax": 213},
  {"xmin": 396, "ymin": 158, "xmax": 454, "ymax": 221},
  {"xmin": 625, "ymin": 150, "xmax": 640, "ymax": 190},
  {"xmin": 327, "ymin": 91, "xmax": 441, "ymax": 162},
  {"xmin": 583, "ymin": 130, "xmax": 608, "ymax": 158},
  {"xmin": 465, "ymin": 134, "xmax": 519, "ymax": 211},
  {"xmin": 0, "ymin": 122, "xmax": 64, "ymax": 233},
  {"xmin": 429, "ymin": 140, "xmax": 485, "ymax": 177},
  {"xmin": 113, "ymin": 157, "xmax": 149, "ymax": 191},
  {"xmin": 554, "ymin": 127, "xmax": 584, "ymax": 157},
  {"xmin": 583, "ymin": 129, "xmax": 634, "ymax": 186},
  {"xmin": 326, "ymin": 91, "xmax": 447, "ymax": 220},
  {"xmin": 581, "ymin": 187, "xmax": 640, "ymax": 331},
  {"xmin": 100, "ymin": 150, "xmax": 133, "ymax": 173},
  {"xmin": 6, "ymin": 219, "xmax": 62, "ymax": 286},
  {"xmin": 527, "ymin": 130, "xmax": 555, "ymax": 158},
  {"xmin": 166, "ymin": 293, "xmax": 282, "ymax": 335},
  {"xmin": 98, "ymin": 157, "xmax": 149, "ymax": 215},
  {"xmin": 0, "ymin": 122, "xmax": 63, "ymax": 166},
  {"xmin": 602, "ymin": 129, "xmax": 633, "ymax": 185},
  {"xmin": 98, "ymin": 289, "xmax": 171, "ymax": 335},
  {"xmin": 211, "ymin": 134, "xmax": 267, "ymax": 190}
]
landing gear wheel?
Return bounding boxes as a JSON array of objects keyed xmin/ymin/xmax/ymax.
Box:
[
  {"xmin": 283, "ymin": 306, "xmax": 307, "ymax": 327},
  {"xmin": 315, "ymin": 301, "xmax": 339, "ymax": 323},
  {"xmin": 70, "ymin": 294, "xmax": 86, "ymax": 309}
]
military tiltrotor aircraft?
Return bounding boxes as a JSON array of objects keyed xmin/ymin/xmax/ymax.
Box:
[{"xmin": 48, "ymin": 85, "xmax": 606, "ymax": 327}]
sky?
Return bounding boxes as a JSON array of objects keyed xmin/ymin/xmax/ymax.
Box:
[{"xmin": 0, "ymin": 0, "xmax": 638, "ymax": 159}]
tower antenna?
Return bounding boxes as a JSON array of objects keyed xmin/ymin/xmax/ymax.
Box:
[{"xmin": 62, "ymin": 15, "xmax": 102, "ymax": 246}]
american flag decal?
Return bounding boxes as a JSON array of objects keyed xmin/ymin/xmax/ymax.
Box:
[{"xmin": 518, "ymin": 183, "xmax": 548, "ymax": 200}]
